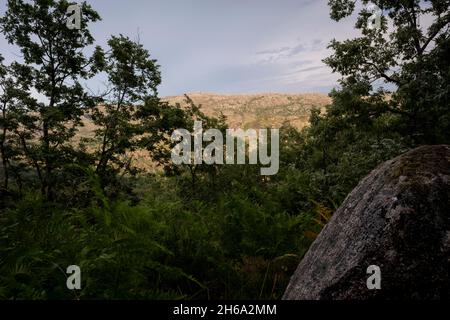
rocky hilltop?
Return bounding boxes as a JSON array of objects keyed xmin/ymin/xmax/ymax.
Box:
[{"xmin": 164, "ymin": 92, "xmax": 331, "ymax": 129}]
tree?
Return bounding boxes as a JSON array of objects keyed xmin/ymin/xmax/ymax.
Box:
[
  {"xmin": 325, "ymin": 0, "xmax": 450, "ymax": 144},
  {"xmin": 171, "ymin": 95, "xmax": 228, "ymax": 194},
  {"xmin": 0, "ymin": 0, "xmax": 101, "ymax": 199},
  {"xmin": 88, "ymin": 35, "xmax": 161, "ymax": 187},
  {"xmin": 0, "ymin": 55, "xmax": 35, "ymax": 194}
]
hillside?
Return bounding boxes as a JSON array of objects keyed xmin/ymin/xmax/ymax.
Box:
[
  {"xmin": 75, "ymin": 93, "xmax": 331, "ymax": 171},
  {"xmin": 78, "ymin": 93, "xmax": 331, "ymax": 140},
  {"xmin": 164, "ymin": 92, "xmax": 331, "ymax": 129}
]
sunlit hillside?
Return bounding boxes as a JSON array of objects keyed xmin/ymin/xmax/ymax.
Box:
[{"xmin": 164, "ymin": 92, "xmax": 331, "ymax": 129}]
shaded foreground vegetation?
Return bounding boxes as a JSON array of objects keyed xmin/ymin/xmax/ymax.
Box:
[{"xmin": 0, "ymin": 0, "xmax": 449, "ymax": 299}]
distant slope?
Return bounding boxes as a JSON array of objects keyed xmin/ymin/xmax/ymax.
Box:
[
  {"xmin": 164, "ymin": 92, "xmax": 331, "ymax": 129},
  {"xmin": 75, "ymin": 93, "xmax": 331, "ymax": 171}
]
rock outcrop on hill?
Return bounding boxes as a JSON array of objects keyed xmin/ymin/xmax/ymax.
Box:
[
  {"xmin": 164, "ymin": 93, "xmax": 331, "ymax": 129},
  {"xmin": 284, "ymin": 145, "xmax": 450, "ymax": 300}
]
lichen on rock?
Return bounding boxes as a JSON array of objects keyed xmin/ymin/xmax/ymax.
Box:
[{"xmin": 284, "ymin": 145, "xmax": 450, "ymax": 300}]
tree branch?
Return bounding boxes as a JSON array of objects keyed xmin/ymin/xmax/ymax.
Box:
[
  {"xmin": 419, "ymin": 13, "xmax": 450, "ymax": 55},
  {"xmin": 364, "ymin": 61, "xmax": 401, "ymax": 85}
]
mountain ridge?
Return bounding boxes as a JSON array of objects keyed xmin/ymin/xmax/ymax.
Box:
[{"xmin": 163, "ymin": 92, "xmax": 331, "ymax": 129}]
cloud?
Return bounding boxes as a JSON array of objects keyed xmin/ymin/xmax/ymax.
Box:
[
  {"xmin": 0, "ymin": 0, "xmax": 359, "ymax": 96},
  {"xmin": 255, "ymin": 39, "xmax": 325, "ymax": 64},
  {"xmin": 240, "ymin": 35, "xmax": 337, "ymax": 92},
  {"xmin": 256, "ymin": 46, "xmax": 293, "ymax": 55}
]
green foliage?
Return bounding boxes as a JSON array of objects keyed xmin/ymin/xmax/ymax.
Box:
[
  {"xmin": 326, "ymin": 0, "xmax": 450, "ymax": 144},
  {"xmin": 0, "ymin": 0, "xmax": 449, "ymax": 301},
  {"xmin": 89, "ymin": 35, "xmax": 162, "ymax": 187},
  {"xmin": 0, "ymin": 0, "xmax": 101, "ymax": 199},
  {"xmin": 0, "ymin": 172, "xmax": 310, "ymax": 299}
]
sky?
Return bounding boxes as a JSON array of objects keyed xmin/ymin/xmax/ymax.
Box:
[{"xmin": 0, "ymin": 0, "xmax": 361, "ymax": 97}]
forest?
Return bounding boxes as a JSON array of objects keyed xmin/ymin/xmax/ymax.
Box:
[{"xmin": 0, "ymin": 0, "xmax": 449, "ymax": 299}]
